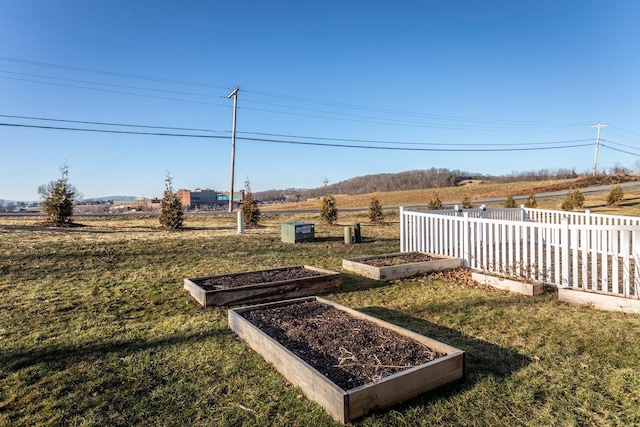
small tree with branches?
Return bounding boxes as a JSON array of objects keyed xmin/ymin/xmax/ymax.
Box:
[
  {"xmin": 569, "ymin": 188, "xmax": 585, "ymax": 207},
  {"xmin": 242, "ymin": 178, "xmax": 261, "ymax": 226},
  {"xmin": 159, "ymin": 173, "xmax": 184, "ymax": 230},
  {"xmin": 461, "ymin": 193, "xmax": 474, "ymax": 209},
  {"xmin": 607, "ymin": 185, "xmax": 624, "ymax": 206},
  {"xmin": 504, "ymin": 194, "xmax": 517, "ymax": 208},
  {"xmin": 525, "ymin": 192, "xmax": 537, "ymax": 208},
  {"xmin": 427, "ymin": 192, "xmax": 444, "ymax": 210},
  {"xmin": 38, "ymin": 162, "xmax": 80, "ymax": 226},
  {"xmin": 561, "ymin": 188, "xmax": 585, "ymax": 211},
  {"xmin": 368, "ymin": 187, "xmax": 384, "ymax": 223},
  {"xmin": 320, "ymin": 178, "xmax": 338, "ymax": 225}
]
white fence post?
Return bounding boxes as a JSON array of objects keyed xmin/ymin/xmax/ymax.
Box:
[
  {"xmin": 561, "ymin": 217, "xmax": 570, "ymax": 287},
  {"xmin": 462, "ymin": 212, "xmax": 470, "ymax": 267},
  {"xmin": 400, "ymin": 206, "xmax": 406, "ymax": 252},
  {"xmin": 585, "ymin": 209, "xmax": 591, "ymax": 226},
  {"xmin": 634, "ymin": 231, "xmax": 640, "ymax": 297}
]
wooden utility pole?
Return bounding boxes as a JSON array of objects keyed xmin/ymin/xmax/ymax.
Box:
[
  {"xmin": 591, "ymin": 122, "xmax": 607, "ymax": 176},
  {"xmin": 227, "ymin": 87, "xmax": 239, "ymax": 212}
]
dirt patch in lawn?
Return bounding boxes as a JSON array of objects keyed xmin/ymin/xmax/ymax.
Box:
[
  {"xmin": 241, "ymin": 300, "xmax": 445, "ymax": 390},
  {"xmin": 364, "ymin": 252, "xmax": 438, "ymax": 267},
  {"xmin": 195, "ymin": 267, "xmax": 322, "ymax": 291}
]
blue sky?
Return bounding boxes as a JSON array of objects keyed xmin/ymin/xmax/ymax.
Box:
[{"xmin": 1, "ymin": 1, "xmax": 639, "ymax": 201}]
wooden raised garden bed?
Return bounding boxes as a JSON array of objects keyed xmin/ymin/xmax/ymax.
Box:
[
  {"xmin": 229, "ymin": 296, "xmax": 465, "ymax": 423},
  {"xmin": 558, "ymin": 287, "xmax": 640, "ymax": 314},
  {"xmin": 184, "ymin": 265, "xmax": 341, "ymax": 307},
  {"xmin": 471, "ymin": 272, "xmax": 544, "ymax": 296},
  {"xmin": 342, "ymin": 251, "xmax": 462, "ymax": 280}
]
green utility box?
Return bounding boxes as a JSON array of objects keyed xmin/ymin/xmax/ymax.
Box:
[{"xmin": 281, "ymin": 222, "xmax": 315, "ymax": 243}]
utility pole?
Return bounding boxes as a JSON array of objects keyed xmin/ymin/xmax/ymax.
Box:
[
  {"xmin": 227, "ymin": 87, "xmax": 239, "ymax": 212},
  {"xmin": 591, "ymin": 122, "xmax": 607, "ymax": 176}
]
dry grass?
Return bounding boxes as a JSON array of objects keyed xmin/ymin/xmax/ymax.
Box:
[
  {"xmin": 261, "ymin": 180, "xmax": 565, "ymax": 211},
  {"xmin": 1, "ymin": 210, "xmax": 640, "ymax": 426},
  {"xmin": 261, "ymin": 176, "xmax": 640, "ymax": 211}
]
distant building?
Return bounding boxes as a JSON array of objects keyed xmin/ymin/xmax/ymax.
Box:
[
  {"xmin": 108, "ymin": 198, "xmax": 154, "ymax": 212},
  {"xmin": 178, "ymin": 188, "xmax": 244, "ymax": 210}
]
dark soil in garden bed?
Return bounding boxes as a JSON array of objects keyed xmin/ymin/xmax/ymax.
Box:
[
  {"xmin": 195, "ymin": 267, "xmax": 323, "ymax": 291},
  {"xmin": 364, "ymin": 252, "xmax": 438, "ymax": 267},
  {"xmin": 241, "ymin": 300, "xmax": 445, "ymax": 390}
]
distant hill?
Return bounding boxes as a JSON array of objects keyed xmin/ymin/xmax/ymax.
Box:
[
  {"xmin": 255, "ymin": 169, "xmax": 473, "ymax": 202},
  {"xmin": 254, "ymin": 167, "xmax": 580, "ymax": 202}
]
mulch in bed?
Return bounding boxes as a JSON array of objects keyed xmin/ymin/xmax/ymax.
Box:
[
  {"xmin": 241, "ymin": 300, "xmax": 445, "ymax": 390},
  {"xmin": 195, "ymin": 267, "xmax": 322, "ymax": 291},
  {"xmin": 363, "ymin": 252, "xmax": 438, "ymax": 267}
]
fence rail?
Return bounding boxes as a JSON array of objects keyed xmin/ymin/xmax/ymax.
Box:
[{"xmin": 400, "ymin": 206, "xmax": 640, "ymax": 298}]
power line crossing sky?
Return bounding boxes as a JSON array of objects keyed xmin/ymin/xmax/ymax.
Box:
[{"xmin": 1, "ymin": 1, "xmax": 639, "ymax": 200}]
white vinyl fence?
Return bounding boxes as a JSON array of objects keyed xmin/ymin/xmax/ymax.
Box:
[{"xmin": 400, "ymin": 206, "xmax": 640, "ymax": 298}]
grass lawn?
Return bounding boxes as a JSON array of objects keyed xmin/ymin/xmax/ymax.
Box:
[{"xmin": 1, "ymin": 212, "xmax": 640, "ymax": 426}]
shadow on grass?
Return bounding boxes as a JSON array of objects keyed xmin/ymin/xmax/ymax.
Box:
[
  {"xmin": 313, "ymin": 235, "xmax": 397, "ymax": 244},
  {"xmin": 336, "ymin": 272, "xmax": 391, "ymax": 293},
  {"xmin": 0, "ymin": 224, "xmax": 157, "ymax": 234},
  {"xmin": 357, "ymin": 306, "xmax": 532, "ymax": 412},
  {"xmin": 0, "ymin": 224, "xmax": 92, "ymax": 233},
  {"xmin": 1, "ymin": 327, "xmax": 232, "ymax": 373},
  {"xmin": 312, "ymin": 236, "xmax": 346, "ymax": 243},
  {"xmin": 586, "ymin": 196, "xmax": 640, "ymax": 209}
]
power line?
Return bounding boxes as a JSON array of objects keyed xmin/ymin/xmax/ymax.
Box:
[
  {"xmin": 0, "ymin": 122, "xmax": 595, "ymax": 152},
  {"xmin": 1, "ymin": 56, "xmax": 592, "ymax": 130},
  {"xmin": 1, "ymin": 114, "xmax": 593, "ymax": 147},
  {"xmin": 6, "ymin": 73, "xmax": 576, "ymax": 130},
  {"xmin": 244, "ymin": 88, "xmax": 590, "ymax": 127},
  {"xmin": 238, "ymin": 136, "xmax": 593, "ymax": 152},
  {"xmin": 609, "ymin": 124, "xmax": 640, "ymax": 138},
  {"xmin": 0, "ymin": 56, "xmax": 233, "ymax": 89},
  {"xmin": 0, "ymin": 75, "xmax": 226, "ymax": 107},
  {"xmin": 237, "ymin": 103, "xmax": 590, "ymax": 131},
  {"xmin": 606, "ymin": 129, "xmax": 640, "ymax": 144},
  {"xmin": 240, "ymin": 97, "xmax": 584, "ymax": 132},
  {"xmin": 0, "ymin": 114, "xmax": 224, "ymax": 133},
  {"xmin": 0, "ymin": 122, "xmax": 227, "ymax": 139},
  {"xmin": 0, "ymin": 70, "xmax": 216, "ymax": 98},
  {"xmin": 601, "ymin": 139, "xmax": 640, "ymax": 153},
  {"xmin": 601, "ymin": 144, "xmax": 640, "ymax": 158},
  {"xmin": 4, "ymin": 73, "xmax": 585, "ymax": 131},
  {"xmin": 239, "ymin": 130, "xmax": 592, "ymax": 147}
]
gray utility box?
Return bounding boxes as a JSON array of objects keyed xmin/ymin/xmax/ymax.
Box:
[{"xmin": 281, "ymin": 222, "xmax": 315, "ymax": 243}]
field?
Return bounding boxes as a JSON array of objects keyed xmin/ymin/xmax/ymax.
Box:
[
  {"xmin": 2, "ymin": 194, "xmax": 640, "ymax": 425},
  {"xmin": 261, "ymin": 176, "xmax": 640, "ymax": 215}
]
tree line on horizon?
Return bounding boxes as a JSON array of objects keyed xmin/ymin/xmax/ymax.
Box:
[{"xmin": 254, "ymin": 167, "xmax": 581, "ymax": 202}]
